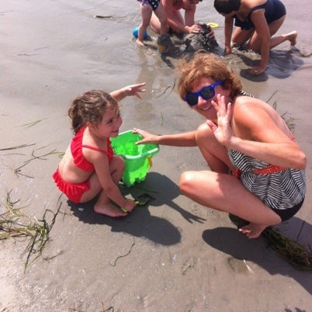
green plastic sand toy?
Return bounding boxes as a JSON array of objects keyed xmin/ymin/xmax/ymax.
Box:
[{"xmin": 110, "ymin": 130, "xmax": 159, "ymax": 187}]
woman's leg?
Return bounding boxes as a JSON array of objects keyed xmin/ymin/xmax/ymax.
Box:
[
  {"xmin": 179, "ymin": 170, "xmax": 282, "ymax": 238},
  {"xmin": 248, "ymin": 16, "xmax": 296, "ymax": 51},
  {"xmin": 267, "ymin": 29, "xmax": 297, "ymax": 50},
  {"xmin": 195, "ymin": 123, "xmax": 235, "ymax": 174}
]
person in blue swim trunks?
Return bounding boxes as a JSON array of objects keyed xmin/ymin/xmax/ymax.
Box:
[
  {"xmin": 136, "ymin": 0, "xmax": 174, "ymax": 53},
  {"xmin": 214, "ymin": 0, "xmax": 297, "ymax": 75}
]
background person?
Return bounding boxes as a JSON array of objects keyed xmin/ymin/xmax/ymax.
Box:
[
  {"xmin": 150, "ymin": 0, "xmax": 203, "ymax": 35},
  {"xmin": 213, "ymin": 0, "xmax": 297, "ymax": 75},
  {"xmin": 136, "ymin": 0, "xmax": 174, "ymax": 53}
]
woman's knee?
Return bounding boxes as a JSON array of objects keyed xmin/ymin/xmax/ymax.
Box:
[
  {"xmin": 195, "ymin": 123, "xmax": 213, "ymax": 144},
  {"xmin": 232, "ymin": 29, "xmax": 253, "ymax": 46},
  {"xmin": 195, "ymin": 122, "xmax": 224, "ymax": 154},
  {"xmin": 179, "ymin": 171, "xmax": 196, "ymax": 194},
  {"xmin": 196, "ymin": 123, "xmax": 232, "ymax": 172}
]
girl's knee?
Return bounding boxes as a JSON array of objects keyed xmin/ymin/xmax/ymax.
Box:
[
  {"xmin": 112, "ymin": 155, "xmax": 125, "ymax": 171},
  {"xmin": 117, "ymin": 156, "xmax": 125, "ymax": 169}
]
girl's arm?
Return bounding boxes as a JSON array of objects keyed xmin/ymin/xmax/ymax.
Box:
[
  {"xmin": 250, "ymin": 10, "xmax": 271, "ymax": 73},
  {"xmin": 91, "ymin": 153, "xmax": 133, "ymax": 208},
  {"xmin": 110, "ymin": 82, "xmax": 146, "ymax": 102},
  {"xmin": 133, "ymin": 128, "xmax": 198, "ymax": 147}
]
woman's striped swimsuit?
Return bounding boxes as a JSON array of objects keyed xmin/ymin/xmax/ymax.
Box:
[{"xmin": 228, "ymin": 149, "xmax": 306, "ymax": 213}]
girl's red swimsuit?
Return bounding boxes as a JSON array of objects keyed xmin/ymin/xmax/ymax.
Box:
[{"xmin": 53, "ymin": 126, "xmax": 114, "ymax": 203}]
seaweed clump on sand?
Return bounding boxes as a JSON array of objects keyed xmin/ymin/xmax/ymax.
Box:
[
  {"xmin": 183, "ymin": 23, "xmax": 219, "ymax": 53},
  {"xmin": 0, "ymin": 191, "xmax": 62, "ymax": 272},
  {"xmin": 262, "ymin": 227, "xmax": 312, "ymax": 272},
  {"xmin": 229, "ymin": 214, "xmax": 312, "ymax": 271}
]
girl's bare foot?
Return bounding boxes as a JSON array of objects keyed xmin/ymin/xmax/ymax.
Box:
[
  {"xmin": 94, "ymin": 203, "xmax": 127, "ymax": 217},
  {"xmin": 239, "ymin": 223, "xmax": 267, "ymax": 239},
  {"xmin": 136, "ymin": 39, "xmax": 145, "ymax": 47},
  {"xmin": 287, "ymin": 30, "xmax": 297, "ymax": 46}
]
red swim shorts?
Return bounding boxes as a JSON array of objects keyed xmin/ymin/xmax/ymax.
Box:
[{"xmin": 52, "ymin": 168, "xmax": 90, "ymax": 203}]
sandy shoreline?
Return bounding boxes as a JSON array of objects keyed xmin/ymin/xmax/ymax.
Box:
[{"xmin": 1, "ymin": 0, "xmax": 312, "ymax": 311}]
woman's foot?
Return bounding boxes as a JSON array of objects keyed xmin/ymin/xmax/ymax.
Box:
[
  {"xmin": 239, "ymin": 223, "xmax": 267, "ymax": 239},
  {"xmin": 94, "ymin": 203, "xmax": 127, "ymax": 217},
  {"xmin": 286, "ymin": 30, "xmax": 297, "ymax": 46}
]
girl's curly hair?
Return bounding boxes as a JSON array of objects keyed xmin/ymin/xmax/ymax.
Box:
[{"xmin": 68, "ymin": 90, "xmax": 118, "ymax": 134}]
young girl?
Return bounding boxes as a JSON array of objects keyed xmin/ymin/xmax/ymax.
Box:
[
  {"xmin": 133, "ymin": 53, "xmax": 306, "ymax": 238},
  {"xmin": 53, "ymin": 83, "xmax": 146, "ymax": 217},
  {"xmin": 136, "ymin": 0, "xmax": 173, "ymax": 53}
]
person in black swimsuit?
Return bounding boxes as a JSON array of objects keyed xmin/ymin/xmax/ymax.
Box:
[{"xmin": 214, "ymin": 0, "xmax": 297, "ymax": 75}]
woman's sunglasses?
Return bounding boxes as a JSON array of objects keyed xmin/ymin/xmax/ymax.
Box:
[{"xmin": 184, "ymin": 81, "xmax": 223, "ymax": 107}]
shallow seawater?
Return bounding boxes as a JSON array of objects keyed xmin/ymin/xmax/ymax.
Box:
[{"xmin": 1, "ymin": 1, "xmax": 312, "ymax": 311}]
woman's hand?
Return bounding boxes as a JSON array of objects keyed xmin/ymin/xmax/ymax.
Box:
[
  {"xmin": 206, "ymin": 94, "xmax": 233, "ymax": 147},
  {"xmin": 133, "ymin": 128, "xmax": 158, "ymax": 144}
]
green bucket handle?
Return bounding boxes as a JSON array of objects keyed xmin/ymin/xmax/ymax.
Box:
[{"xmin": 147, "ymin": 155, "xmax": 153, "ymax": 168}]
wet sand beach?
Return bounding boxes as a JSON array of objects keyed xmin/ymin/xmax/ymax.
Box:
[{"xmin": 1, "ymin": 0, "xmax": 312, "ymax": 311}]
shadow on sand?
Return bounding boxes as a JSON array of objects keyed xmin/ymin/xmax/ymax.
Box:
[
  {"xmin": 67, "ymin": 172, "xmax": 205, "ymax": 246},
  {"xmin": 202, "ymin": 216, "xmax": 312, "ymax": 297},
  {"xmin": 238, "ymin": 48, "xmax": 305, "ymax": 82},
  {"xmin": 67, "ymin": 170, "xmax": 311, "ymax": 297}
]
